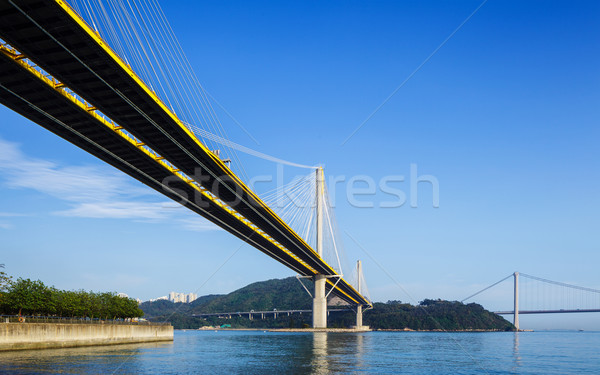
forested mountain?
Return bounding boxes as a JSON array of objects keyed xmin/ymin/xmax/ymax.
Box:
[{"xmin": 141, "ymin": 278, "xmax": 514, "ymax": 331}]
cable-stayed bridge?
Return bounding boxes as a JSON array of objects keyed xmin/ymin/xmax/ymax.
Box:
[
  {"xmin": 0, "ymin": 0, "xmax": 371, "ymax": 328},
  {"xmin": 463, "ymin": 272, "xmax": 600, "ymax": 330}
]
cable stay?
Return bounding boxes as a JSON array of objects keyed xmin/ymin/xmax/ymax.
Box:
[
  {"xmin": 461, "ymin": 273, "xmax": 514, "ymax": 303},
  {"xmin": 68, "ymin": 0, "xmax": 249, "ymax": 180},
  {"xmin": 68, "ymin": 0, "xmax": 317, "ymax": 173},
  {"xmin": 185, "ymin": 123, "xmax": 318, "ymax": 169},
  {"xmin": 260, "ymin": 169, "xmax": 356, "ymax": 289}
]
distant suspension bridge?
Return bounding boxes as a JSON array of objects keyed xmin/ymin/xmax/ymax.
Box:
[{"xmin": 463, "ymin": 272, "xmax": 600, "ymax": 330}]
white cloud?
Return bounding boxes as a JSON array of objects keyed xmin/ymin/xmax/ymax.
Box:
[
  {"xmin": 178, "ymin": 217, "xmax": 223, "ymax": 232},
  {"xmin": 0, "ymin": 138, "xmax": 148, "ymax": 202},
  {"xmin": 56, "ymin": 202, "xmax": 170, "ymax": 220},
  {"xmin": 0, "ymin": 137, "xmax": 218, "ymax": 231}
]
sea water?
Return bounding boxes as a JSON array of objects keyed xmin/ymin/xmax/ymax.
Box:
[{"xmin": 0, "ymin": 330, "xmax": 598, "ymax": 374}]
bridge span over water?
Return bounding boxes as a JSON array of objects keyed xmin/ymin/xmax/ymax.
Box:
[
  {"xmin": 0, "ymin": 0, "xmax": 370, "ymax": 328},
  {"xmin": 465, "ymin": 272, "xmax": 600, "ymax": 330}
]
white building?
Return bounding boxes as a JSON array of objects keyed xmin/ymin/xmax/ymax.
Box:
[
  {"xmin": 149, "ymin": 296, "xmax": 168, "ymax": 302},
  {"xmin": 166, "ymin": 292, "xmax": 198, "ymax": 303},
  {"xmin": 186, "ymin": 293, "xmax": 198, "ymax": 303}
]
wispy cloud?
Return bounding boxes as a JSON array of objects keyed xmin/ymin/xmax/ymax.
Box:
[
  {"xmin": 178, "ymin": 217, "xmax": 223, "ymax": 232},
  {"xmin": 56, "ymin": 202, "xmax": 170, "ymax": 220},
  {"xmin": 0, "ymin": 137, "xmax": 219, "ymax": 231},
  {"xmin": 0, "ymin": 211, "xmax": 28, "ymax": 230},
  {"xmin": 0, "ymin": 138, "xmax": 148, "ymax": 202}
]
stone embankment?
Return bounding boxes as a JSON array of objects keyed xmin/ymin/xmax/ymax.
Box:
[{"xmin": 0, "ymin": 322, "xmax": 173, "ymax": 351}]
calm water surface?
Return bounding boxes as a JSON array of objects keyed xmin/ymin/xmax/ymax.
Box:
[{"xmin": 0, "ymin": 330, "xmax": 598, "ymax": 374}]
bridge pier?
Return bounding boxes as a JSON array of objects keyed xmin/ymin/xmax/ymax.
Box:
[
  {"xmin": 353, "ymin": 260, "xmax": 368, "ymax": 330},
  {"xmin": 313, "ymin": 274, "xmax": 327, "ymax": 328}
]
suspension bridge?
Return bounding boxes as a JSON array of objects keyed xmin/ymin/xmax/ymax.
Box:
[
  {"xmin": 0, "ymin": 0, "xmax": 371, "ymax": 329},
  {"xmin": 463, "ymin": 272, "xmax": 600, "ymax": 330}
]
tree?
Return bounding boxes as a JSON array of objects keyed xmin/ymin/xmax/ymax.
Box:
[
  {"xmin": 0, "ymin": 264, "xmax": 12, "ymax": 292},
  {"xmin": 0, "ymin": 272, "xmax": 144, "ymax": 319},
  {"xmin": 3, "ymin": 278, "xmax": 52, "ymax": 315}
]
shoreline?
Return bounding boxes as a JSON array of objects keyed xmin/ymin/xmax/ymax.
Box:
[{"xmin": 1, "ymin": 322, "xmax": 173, "ymax": 351}]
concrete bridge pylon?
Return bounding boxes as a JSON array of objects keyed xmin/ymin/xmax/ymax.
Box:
[{"xmin": 313, "ymin": 167, "xmax": 327, "ymax": 328}]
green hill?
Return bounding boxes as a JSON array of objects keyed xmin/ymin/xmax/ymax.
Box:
[
  {"xmin": 139, "ymin": 294, "xmax": 223, "ymax": 317},
  {"xmin": 191, "ymin": 277, "xmax": 312, "ymax": 313},
  {"xmin": 332, "ymin": 299, "xmax": 514, "ymax": 331},
  {"xmin": 141, "ymin": 278, "xmax": 514, "ymax": 331}
]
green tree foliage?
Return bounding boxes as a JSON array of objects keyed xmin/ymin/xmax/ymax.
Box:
[
  {"xmin": 194, "ymin": 278, "xmax": 312, "ymax": 313},
  {"xmin": 362, "ymin": 300, "xmax": 514, "ymax": 331},
  {"xmin": 0, "ymin": 277, "xmax": 143, "ymax": 319},
  {"xmin": 0, "ymin": 264, "xmax": 13, "ymax": 293}
]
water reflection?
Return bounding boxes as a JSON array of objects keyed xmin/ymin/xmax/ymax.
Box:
[
  {"xmin": 355, "ymin": 333, "xmax": 365, "ymax": 369},
  {"xmin": 2, "ymin": 331, "xmax": 594, "ymax": 374},
  {"xmin": 0, "ymin": 341, "xmax": 173, "ymax": 374},
  {"xmin": 512, "ymin": 332, "xmax": 522, "ymax": 370},
  {"xmin": 307, "ymin": 332, "xmax": 369, "ymax": 374},
  {"xmin": 310, "ymin": 332, "xmax": 329, "ymax": 374}
]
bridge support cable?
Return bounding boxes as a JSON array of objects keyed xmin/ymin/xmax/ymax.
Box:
[
  {"xmin": 519, "ymin": 273, "xmax": 600, "ymax": 314},
  {"xmin": 186, "ymin": 123, "xmax": 318, "ymax": 169},
  {"xmin": 461, "ymin": 273, "xmax": 514, "ymax": 303},
  {"xmin": 463, "ymin": 271, "xmax": 600, "ymax": 328},
  {"xmin": 260, "ymin": 170, "xmax": 349, "ymax": 278},
  {"xmin": 68, "ymin": 0, "xmax": 248, "ymax": 180}
]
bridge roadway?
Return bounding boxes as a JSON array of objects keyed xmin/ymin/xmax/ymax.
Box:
[
  {"xmin": 0, "ymin": 0, "xmax": 370, "ymax": 307},
  {"xmin": 192, "ymin": 309, "xmax": 351, "ymax": 318},
  {"xmin": 495, "ymin": 309, "xmax": 600, "ymax": 315}
]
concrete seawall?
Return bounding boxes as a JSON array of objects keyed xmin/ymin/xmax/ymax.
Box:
[{"xmin": 0, "ymin": 323, "xmax": 173, "ymax": 351}]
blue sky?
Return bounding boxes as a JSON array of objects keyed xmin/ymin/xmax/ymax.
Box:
[{"xmin": 0, "ymin": 0, "xmax": 598, "ymax": 329}]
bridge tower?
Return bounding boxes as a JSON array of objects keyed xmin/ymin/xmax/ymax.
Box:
[
  {"xmin": 356, "ymin": 260, "xmax": 364, "ymax": 328},
  {"xmin": 514, "ymin": 271, "xmax": 519, "ymax": 331},
  {"xmin": 313, "ymin": 167, "xmax": 327, "ymax": 328}
]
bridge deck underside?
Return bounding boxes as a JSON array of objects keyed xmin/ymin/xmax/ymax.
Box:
[
  {"xmin": 0, "ymin": 50, "xmax": 314, "ymax": 280},
  {"xmin": 0, "ymin": 0, "xmax": 369, "ymax": 306}
]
